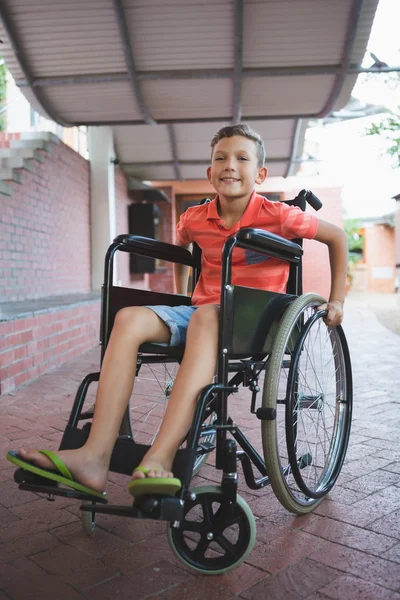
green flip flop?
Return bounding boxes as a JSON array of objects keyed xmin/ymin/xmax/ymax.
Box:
[
  {"xmin": 128, "ymin": 466, "xmax": 181, "ymax": 498},
  {"xmin": 6, "ymin": 450, "xmax": 107, "ymax": 502}
]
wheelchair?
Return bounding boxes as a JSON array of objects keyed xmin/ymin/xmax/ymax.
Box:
[{"xmin": 12, "ymin": 189, "xmax": 352, "ymax": 575}]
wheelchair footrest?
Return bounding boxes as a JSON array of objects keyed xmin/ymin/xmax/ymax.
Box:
[
  {"xmin": 14, "ymin": 468, "xmax": 108, "ymax": 503},
  {"xmin": 18, "ymin": 481, "xmax": 108, "ymax": 503},
  {"xmin": 81, "ymin": 496, "xmax": 184, "ymax": 521},
  {"xmin": 197, "ymin": 441, "xmax": 216, "ymax": 455}
]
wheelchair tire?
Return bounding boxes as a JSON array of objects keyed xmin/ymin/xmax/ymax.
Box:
[
  {"xmin": 262, "ymin": 293, "xmax": 352, "ymax": 514},
  {"xmin": 167, "ymin": 485, "xmax": 256, "ymax": 574}
]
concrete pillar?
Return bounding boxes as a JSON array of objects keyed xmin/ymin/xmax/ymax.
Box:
[{"xmin": 88, "ymin": 126, "xmax": 116, "ymax": 290}]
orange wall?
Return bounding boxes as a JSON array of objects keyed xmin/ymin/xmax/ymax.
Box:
[{"xmin": 364, "ymin": 224, "xmax": 396, "ymax": 293}]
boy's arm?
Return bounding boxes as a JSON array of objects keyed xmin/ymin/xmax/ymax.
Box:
[
  {"xmin": 174, "ymin": 242, "xmax": 192, "ymax": 295},
  {"xmin": 313, "ymin": 219, "xmax": 348, "ymax": 327}
]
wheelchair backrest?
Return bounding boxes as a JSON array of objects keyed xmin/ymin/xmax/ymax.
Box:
[{"xmin": 190, "ymin": 192, "xmax": 312, "ymax": 298}]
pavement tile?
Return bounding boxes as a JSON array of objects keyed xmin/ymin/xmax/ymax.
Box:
[
  {"xmin": 324, "ymin": 485, "xmax": 368, "ymax": 505},
  {"xmin": 4, "ymin": 427, "xmax": 60, "ymax": 442},
  {"xmin": 337, "ymin": 485, "xmax": 400, "ymax": 526},
  {"xmin": 301, "ymin": 514, "xmax": 397, "ymax": 556},
  {"xmin": 380, "ymin": 543, "xmax": 400, "ymax": 564},
  {"xmin": 318, "ymin": 574, "xmax": 400, "ymax": 600},
  {"xmin": 240, "ymin": 558, "xmax": 340, "ymax": 600},
  {"xmin": 383, "ymin": 462, "xmax": 400, "ymax": 474},
  {"xmin": 0, "ymin": 531, "xmax": 61, "ymax": 562},
  {"xmin": 340, "ymin": 455, "xmax": 393, "ymax": 477},
  {"xmin": 0, "ymin": 556, "xmax": 84, "ymax": 599},
  {"xmin": 48, "ymin": 520, "xmax": 132, "ymax": 558},
  {"xmin": 0, "ymin": 504, "xmax": 78, "ymax": 543},
  {"xmin": 85, "ymin": 560, "xmax": 190, "ymax": 599},
  {"xmin": 246, "ymin": 531, "xmax": 330, "ymax": 574},
  {"xmin": 30, "ymin": 544, "xmax": 119, "ymax": 591},
  {"xmin": 367, "ymin": 508, "xmax": 400, "ymax": 538},
  {"xmin": 0, "ymin": 504, "xmax": 20, "ymax": 528},
  {"xmin": 146, "ymin": 575, "xmax": 238, "ymax": 600},
  {"xmin": 103, "ymin": 533, "xmax": 178, "ymax": 574},
  {"xmin": 107, "ymin": 516, "xmax": 168, "ymax": 544},
  {"xmin": 0, "ymin": 470, "xmax": 9, "ymax": 483},
  {"xmin": 203, "ymin": 562, "xmax": 267, "ymax": 595},
  {"xmin": 9, "ymin": 494, "xmax": 76, "ymax": 517},
  {"xmin": 374, "ymin": 448, "xmax": 400, "ymax": 461},
  {"xmin": 341, "ymin": 468, "xmax": 400, "ymax": 494},
  {"xmin": 313, "ymin": 498, "xmax": 396, "ymax": 529},
  {"xmin": 0, "ymin": 479, "xmax": 40, "ymax": 508},
  {"xmin": 363, "ymin": 437, "xmax": 400, "ymax": 452},
  {"xmin": 3, "ymin": 574, "xmax": 84, "ymax": 600},
  {"xmin": 309, "ymin": 541, "xmax": 400, "ymax": 591},
  {"xmin": 251, "ymin": 517, "xmax": 296, "ymax": 544}
]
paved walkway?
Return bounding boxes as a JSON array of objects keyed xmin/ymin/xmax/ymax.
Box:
[{"xmin": 0, "ymin": 294, "xmax": 399, "ymax": 599}]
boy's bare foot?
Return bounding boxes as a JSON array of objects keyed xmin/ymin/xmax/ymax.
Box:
[
  {"xmin": 131, "ymin": 457, "xmax": 174, "ymax": 480},
  {"xmin": 17, "ymin": 447, "xmax": 108, "ymax": 493}
]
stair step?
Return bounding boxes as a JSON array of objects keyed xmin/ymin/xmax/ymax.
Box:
[
  {"xmin": 8, "ymin": 139, "xmax": 52, "ymax": 151},
  {"xmin": 17, "ymin": 131, "xmax": 60, "ymax": 144},
  {"xmin": 0, "ymin": 156, "xmax": 36, "ymax": 172},
  {"xmin": 0, "ymin": 147, "xmax": 44, "ymax": 161},
  {"xmin": 0, "ymin": 180, "xmax": 12, "ymax": 196},
  {"xmin": 0, "ymin": 168, "xmax": 24, "ymax": 183}
]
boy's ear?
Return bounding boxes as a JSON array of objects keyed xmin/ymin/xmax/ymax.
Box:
[
  {"xmin": 206, "ymin": 166, "xmax": 212, "ymax": 183},
  {"xmin": 256, "ymin": 166, "xmax": 268, "ymax": 185}
]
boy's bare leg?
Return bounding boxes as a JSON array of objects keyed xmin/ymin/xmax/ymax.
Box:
[
  {"xmin": 18, "ymin": 307, "xmax": 170, "ymax": 492},
  {"xmin": 132, "ymin": 304, "xmax": 219, "ymax": 481}
]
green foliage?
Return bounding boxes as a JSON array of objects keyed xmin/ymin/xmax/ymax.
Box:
[
  {"xmin": 344, "ymin": 219, "xmax": 364, "ymax": 272},
  {"xmin": 366, "ymin": 110, "xmax": 400, "ymax": 168},
  {"xmin": 364, "ymin": 72, "xmax": 400, "ymax": 168}
]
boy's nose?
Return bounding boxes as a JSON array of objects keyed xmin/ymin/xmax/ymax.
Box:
[{"xmin": 224, "ymin": 158, "xmax": 236, "ymax": 170}]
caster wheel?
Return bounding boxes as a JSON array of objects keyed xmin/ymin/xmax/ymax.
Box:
[
  {"xmin": 167, "ymin": 485, "xmax": 256, "ymax": 574},
  {"xmin": 81, "ymin": 501, "xmax": 96, "ymax": 535}
]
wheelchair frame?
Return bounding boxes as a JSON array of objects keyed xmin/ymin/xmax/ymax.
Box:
[{"xmin": 13, "ymin": 189, "xmax": 353, "ymax": 574}]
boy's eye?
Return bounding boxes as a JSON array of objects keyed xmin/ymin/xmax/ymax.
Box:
[
  {"xmin": 214, "ymin": 156, "xmax": 224, "ymax": 161},
  {"xmin": 239, "ymin": 157, "xmax": 249, "ymax": 161}
]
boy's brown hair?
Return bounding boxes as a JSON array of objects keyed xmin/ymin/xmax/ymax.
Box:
[{"xmin": 210, "ymin": 124, "xmax": 266, "ymax": 167}]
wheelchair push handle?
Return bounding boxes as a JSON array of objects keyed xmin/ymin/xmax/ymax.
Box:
[{"xmin": 295, "ymin": 189, "xmax": 323, "ymax": 212}]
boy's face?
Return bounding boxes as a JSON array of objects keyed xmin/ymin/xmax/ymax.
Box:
[{"xmin": 207, "ymin": 135, "xmax": 267, "ymax": 201}]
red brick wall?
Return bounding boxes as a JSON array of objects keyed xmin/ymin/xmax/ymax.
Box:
[
  {"xmin": 0, "ymin": 135, "xmax": 91, "ymax": 301},
  {"xmin": 0, "ymin": 301, "xmax": 100, "ymax": 394}
]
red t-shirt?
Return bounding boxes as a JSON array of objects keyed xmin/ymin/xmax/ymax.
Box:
[{"xmin": 176, "ymin": 191, "xmax": 318, "ymax": 306}]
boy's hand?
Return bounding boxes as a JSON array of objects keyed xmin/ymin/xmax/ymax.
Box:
[{"xmin": 318, "ymin": 300, "xmax": 343, "ymax": 327}]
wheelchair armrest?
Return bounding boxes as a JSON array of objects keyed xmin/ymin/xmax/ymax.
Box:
[
  {"xmin": 113, "ymin": 235, "xmax": 195, "ymax": 267},
  {"xmin": 235, "ymin": 228, "xmax": 303, "ymax": 263}
]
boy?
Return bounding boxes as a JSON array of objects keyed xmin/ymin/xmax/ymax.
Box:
[{"xmin": 8, "ymin": 124, "xmax": 347, "ymax": 498}]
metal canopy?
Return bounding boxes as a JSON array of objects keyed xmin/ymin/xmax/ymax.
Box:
[{"xmin": 0, "ymin": 0, "xmax": 380, "ymax": 181}]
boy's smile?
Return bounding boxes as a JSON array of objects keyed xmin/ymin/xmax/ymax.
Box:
[{"xmin": 207, "ymin": 135, "xmax": 267, "ymax": 204}]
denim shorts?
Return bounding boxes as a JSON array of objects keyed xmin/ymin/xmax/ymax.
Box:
[{"xmin": 145, "ymin": 305, "xmax": 198, "ymax": 347}]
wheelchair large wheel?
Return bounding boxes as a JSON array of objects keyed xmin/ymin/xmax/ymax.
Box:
[
  {"xmin": 131, "ymin": 361, "xmax": 216, "ymax": 474},
  {"xmin": 167, "ymin": 485, "xmax": 256, "ymax": 574},
  {"xmin": 262, "ymin": 293, "xmax": 352, "ymax": 514}
]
